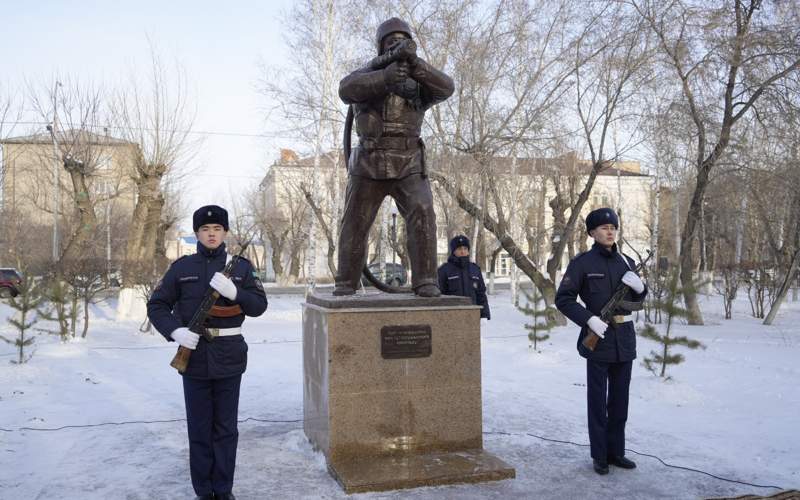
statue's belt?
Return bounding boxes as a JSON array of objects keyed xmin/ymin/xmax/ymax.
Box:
[
  {"xmin": 210, "ymin": 305, "xmax": 243, "ymax": 318},
  {"xmin": 359, "ymin": 136, "xmax": 420, "ymax": 151}
]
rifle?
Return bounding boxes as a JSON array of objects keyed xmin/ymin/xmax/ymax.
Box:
[
  {"xmin": 170, "ymin": 242, "xmax": 250, "ymax": 373},
  {"xmin": 367, "ymin": 38, "xmax": 417, "ymax": 70},
  {"xmin": 582, "ymin": 250, "xmax": 653, "ymax": 351}
]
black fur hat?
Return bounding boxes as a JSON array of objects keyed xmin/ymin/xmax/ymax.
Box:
[
  {"xmin": 193, "ymin": 205, "xmax": 229, "ymax": 232},
  {"xmin": 585, "ymin": 207, "xmax": 619, "ymax": 234}
]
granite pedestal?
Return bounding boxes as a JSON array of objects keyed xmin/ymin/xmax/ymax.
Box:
[{"xmin": 302, "ymin": 290, "xmax": 515, "ymax": 494}]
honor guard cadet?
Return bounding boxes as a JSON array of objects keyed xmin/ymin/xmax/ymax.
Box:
[
  {"xmin": 147, "ymin": 205, "xmax": 268, "ymax": 500},
  {"xmin": 555, "ymin": 208, "xmax": 647, "ymax": 475},
  {"xmin": 437, "ymin": 235, "xmax": 491, "ymax": 319}
]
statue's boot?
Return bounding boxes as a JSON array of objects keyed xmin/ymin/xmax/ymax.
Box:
[{"xmin": 414, "ymin": 283, "xmax": 441, "ymax": 297}]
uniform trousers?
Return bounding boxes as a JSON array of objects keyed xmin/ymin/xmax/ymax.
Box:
[
  {"xmin": 183, "ymin": 374, "xmax": 242, "ymax": 496},
  {"xmin": 586, "ymin": 359, "xmax": 632, "ymax": 461}
]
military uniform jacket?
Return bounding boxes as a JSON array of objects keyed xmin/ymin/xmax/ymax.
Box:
[
  {"xmin": 147, "ymin": 242, "xmax": 268, "ymax": 379},
  {"xmin": 555, "ymin": 243, "xmax": 647, "ymax": 363},
  {"xmin": 437, "ymin": 256, "xmax": 491, "ymax": 319},
  {"xmin": 339, "ymin": 58, "xmax": 454, "ymax": 180}
]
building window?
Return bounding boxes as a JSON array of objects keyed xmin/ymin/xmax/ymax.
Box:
[
  {"xmin": 96, "ymin": 153, "xmax": 113, "ymax": 171},
  {"xmin": 497, "ymin": 252, "xmax": 511, "ymax": 277}
]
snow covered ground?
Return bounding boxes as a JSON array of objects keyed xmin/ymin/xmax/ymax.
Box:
[{"xmin": 0, "ymin": 290, "xmax": 798, "ymax": 499}]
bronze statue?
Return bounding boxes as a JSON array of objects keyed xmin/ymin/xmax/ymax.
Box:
[{"xmin": 334, "ymin": 17, "xmax": 454, "ymax": 297}]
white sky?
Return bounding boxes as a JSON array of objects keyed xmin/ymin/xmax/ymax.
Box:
[{"xmin": 2, "ymin": 0, "xmax": 295, "ymax": 231}]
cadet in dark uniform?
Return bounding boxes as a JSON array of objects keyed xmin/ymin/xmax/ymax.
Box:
[
  {"xmin": 334, "ymin": 17, "xmax": 454, "ymax": 297},
  {"xmin": 437, "ymin": 235, "xmax": 490, "ymax": 319},
  {"xmin": 147, "ymin": 205, "xmax": 268, "ymax": 500},
  {"xmin": 555, "ymin": 208, "xmax": 647, "ymax": 475}
]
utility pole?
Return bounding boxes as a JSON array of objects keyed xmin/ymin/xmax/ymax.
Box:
[
  {"xmin": 104, "ymin": 181, "xmax": 112, "ymax": 276},
  {"xmin": 47, "ymin": 80, "xmax": 62, "ymax": 262}
]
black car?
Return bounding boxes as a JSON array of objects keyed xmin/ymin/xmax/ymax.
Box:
[
  {"xmin": 361, "ymin": 262, "xmax": 408, "ymax": 288},
  {"xmin": 0, "ymin": 268, "xmax": 22, "ymax": 298}
]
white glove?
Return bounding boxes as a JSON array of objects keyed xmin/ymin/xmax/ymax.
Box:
[
  {"xmin": 210, "ymin": 272, "xmax": 237, "ymax": 300},
  {"xmin": 171, "ymin": 327, "xmax": 199, "ymax": 350},
  {"xmin": 587, "ymin": 316, "xmax": 608, "ymax": 339},
  {"xmin": 622, "ymin": 271, "xmax": 645, "ymax": 294}
]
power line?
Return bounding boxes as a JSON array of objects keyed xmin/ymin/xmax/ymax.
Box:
[
  {"xmin": 87, "ymin": 339, "xmax": 301, "ymax": 351},
  {"xmin": 3, "ymin": 121, "xmax": 303, "ymax": 140}
]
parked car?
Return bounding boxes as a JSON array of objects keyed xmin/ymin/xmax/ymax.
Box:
[
  {"xmin": 0, "ymin": 268, "xmax": 23, "ymax": 298},
  {"xmin": 361, "ymin": 262, "xmax": 408, "ymax": 288}
]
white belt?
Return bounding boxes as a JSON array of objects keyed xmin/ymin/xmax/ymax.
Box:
[{"xmin": 208, "ymin": 327, "xmax": 241, "ymax": 337}]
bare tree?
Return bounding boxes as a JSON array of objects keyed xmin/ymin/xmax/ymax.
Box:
[
  {"xmin": 258, "ymin": 0, "xmax": 363, "ymax": 284},
  {"xmin": 0, "ymin": 81, "xmax": 24, "ymax": 178},
  {"xmin": 632, "ymin": 0, "xmax": 800, "ymax": 324},
  {"xmin": 109, "ymin": 44, "xmax": 198, "ymax": 287},
  {"xmin": 28, "ymin": 78, "xmax": 108, "ymax": 264},
  {"xmin": 426, "ymin": 0, "xmax": 652, "ymax": 315}
]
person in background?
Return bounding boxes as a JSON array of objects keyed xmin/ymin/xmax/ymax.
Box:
[{"xmin": 437, "ymin": 234, "xmax": 490, "ymax": 320}]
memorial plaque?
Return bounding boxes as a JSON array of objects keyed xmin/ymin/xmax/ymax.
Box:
[{"xmin": 381, "ymin": 325, "xmax": 432, "ymax": 359}]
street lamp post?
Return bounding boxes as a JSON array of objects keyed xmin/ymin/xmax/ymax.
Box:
[{"xmin": 390, "ymin": 203, "xmax": 398, "ymax": 267}]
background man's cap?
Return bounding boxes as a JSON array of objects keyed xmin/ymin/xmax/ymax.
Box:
[
  {"xmin": 585, "ymin": 207, "xmax": 619, "ymax": 234},
  {"xmin": 193, "ymin": 205, "xmax": 229, "ymax": 232},
  {"xmin": 449, "ymin": 234, "xmax": 471, "ymax": 254}
]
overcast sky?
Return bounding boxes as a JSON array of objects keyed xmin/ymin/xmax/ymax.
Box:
[{"xmin": 2, "ymin": 0, "xmax": 295, "ymax": 232}]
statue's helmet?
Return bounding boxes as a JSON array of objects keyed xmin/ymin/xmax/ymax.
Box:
[{"xmin": 376, "ymin": 17, "xmax": 413, "ymax": 53}]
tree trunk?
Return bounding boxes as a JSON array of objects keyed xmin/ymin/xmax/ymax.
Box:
[
  {"xmin": 763, "ymin": 249, "xmax": 800, "ymax": 325},
  {"xmin": 123, "ymin": 166, "xmax": 166, "ymax": 285},
  {"xmin": 431, "ymin": 172, "xmax": 560, "ymax": 315},
  {"xmin": 82, "ymin": 297, "xmax": 90, "ymax": 338},
  {"xmin": 679, "ymin": 162, "xmax": 713, "ymax": 325},
  {"xmin": 60, "ymin": 160, "xmax": 99, "ymax": 263}
]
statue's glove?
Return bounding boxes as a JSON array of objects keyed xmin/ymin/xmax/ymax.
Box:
[
  {"xmin": 210, "ymin": 272, "xmax": 238, "ymax": 300},
  {"xmin": 394, "ymin": 39, "xmax": 418, "ymax": 65},
  {"xmin": 587, "ymin": 316, "xmax": 608, "ymax": 339},
  {"xmin": 384, "ymin": 61, "xmax": 409, "ymax": 86},
  {"xmin": 622, "ymin": 271, "xmax": 645, "ymax": 294},
  {"xmin": 171, "ymin": 327, "xmax": 199, "ymax": 350}
]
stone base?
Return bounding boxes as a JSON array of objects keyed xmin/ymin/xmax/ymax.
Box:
[
  {"xmin": 329, "ymin": 449, "xmax": 516, "ymax": 494},
  {"xmin": 302, "ymin": 290, "xmax": 516, "ymax": 494}
]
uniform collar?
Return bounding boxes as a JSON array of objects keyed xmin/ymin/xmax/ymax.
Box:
[
  {"xmin": 197, "ymin": 241, "xmax": 226, "ymax": 258},
  {"xmin": 448, "ymin": 254, "xmax": 470, "ymax": 268},
  {"xmin": 592, "ymin": 241, "xmax": 618, "ymax": 258}
]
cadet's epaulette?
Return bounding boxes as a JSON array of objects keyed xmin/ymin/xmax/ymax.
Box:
[
  {"xmin": 170, "ymin": 255, "xmax": 190, "ymax": 266},
  {"xmin": 571, "ymin": 250, "xmax": 589, "ymax": 262}
]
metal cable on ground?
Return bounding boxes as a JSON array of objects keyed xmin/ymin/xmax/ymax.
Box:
[
  {"xmin": 485, "ymin": 430, "xmax": 785, "ymax": 491},
  {"xmin": 0, "ymin": 416, "xmax": 303, "ymax": 433},
  {"xmin": 0, "ymin": 417, "xmax": 786, "ymax": 491}
]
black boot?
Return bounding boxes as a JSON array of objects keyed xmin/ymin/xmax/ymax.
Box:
[
  {"xmin": 216, "ymin": 493, "xmax": 236, "ymax": 500},
  {"xmin": 608, "ymin": 455, "xmax": 636, "ymax": 469},
  {"xmin": 593, "ymin": 459, "xmax": 609, "ymax": 475},
  {"xmin": 195, "ymin": 494, "xmax": 214, "ymax": 500}
]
